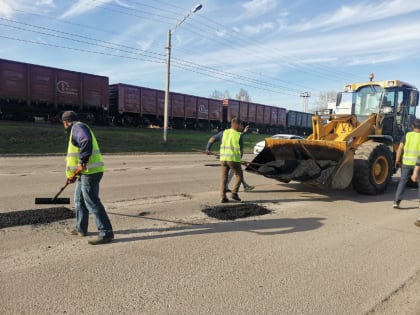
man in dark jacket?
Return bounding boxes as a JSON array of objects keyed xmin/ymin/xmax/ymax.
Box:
[{"xmin": 62, "ymin": 111, "xmax": 114, "ymax": 245}]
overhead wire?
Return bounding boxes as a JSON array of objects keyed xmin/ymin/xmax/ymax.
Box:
[
  {"xmin": 0, "ymin": 1, "xmax": 356, "ymax": 101},
  {"xmin": 119, "ymin": 0, "xmax": 361, "ymax": 83},
  {"xmin": 85, "ymin": 0, "xmax": 321, "ymax": 92},
  {"xmin": 154, "ymin": 0, "xmax": 362, "ymax": 81},
  {"xmin": 0, "ymin": 16, "xmax": 304, "ymax": 97},
  {"xmin": 76, "ymin": 0, "xmax": 321, "ymax": 95},
  {"xmin": 86, "ymin": 0, "xmax": 360, "ymax": 96},
  {"xmin": 0, "ymin": 17, "xmax": 165, "ymax": 61},
  {"xmin": 194, "ymin": 14, "xmax": 362, "ymax": 82},
  {"xmin": 0, "ymin": 35, "xmax": 165, "ymax": 64}
]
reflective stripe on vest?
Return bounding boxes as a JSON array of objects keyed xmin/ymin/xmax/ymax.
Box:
[
  {"xmin": 66, "ymin": 122, "xmax": 105, "ymax": 177},
  {"xmin": 220, "ymin": 129, "xmax": 241, "ymax": 162},
  {"xmin": 402, "ymin": 132, "xmax": 420, "ymax": 166}
]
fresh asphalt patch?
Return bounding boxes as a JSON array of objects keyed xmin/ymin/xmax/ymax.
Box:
[
  {"xmin": 0, "ymin": 208, "xmax": 75, "ymax": 229},
  {"xmin": 202, "ymin": 203, "xmax": 271, "ymax": 220}
]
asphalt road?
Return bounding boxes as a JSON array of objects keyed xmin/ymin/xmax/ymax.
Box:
[{"xmin": 1, "ymin": 154, "xmax": 420, "ymax": 314}]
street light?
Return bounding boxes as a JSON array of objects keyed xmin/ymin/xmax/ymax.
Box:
[{"xmin": 163, "ymin": 4, "xmax": 203, "ymax": 145}]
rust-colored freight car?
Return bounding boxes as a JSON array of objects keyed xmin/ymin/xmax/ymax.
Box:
[
  {"xmin": 0, "ymin": 58, "xmax": 109, "ymax": 122},
  {"xmin": 0, "ymin": 59, "xmax": 314, "ymax": 135},
  {"xmin": 222, "ymin": 99, "xmax": 287, "ymax": 133},
  {"xmin": 109, "ymin": 83, "xmax": 222, "ymax": 129}
]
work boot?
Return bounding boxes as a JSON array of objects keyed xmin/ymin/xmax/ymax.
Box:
[
  {"xmin": 244, "ymin": 185, "xmax": 254, "ymax": 191},
  {"xmin": 414, "ymin": 220, "xmax": 420, "ymax": 227},
  {"xmin": 221, "ymin": 197, "xmax": 229, "ymax": 203},
  {"xmin": 65, "ymin": 227, "xmax": 86, "ymax": 237},
  {"xmin": 88, "ymin": 236, "xmax": 114, "ymax": 245},
  {"xmin": 231, "ymin": 193, "xmax": 241, "ymax": 201}
]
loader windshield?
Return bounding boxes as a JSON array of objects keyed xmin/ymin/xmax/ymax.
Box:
[
  {"xmin": 337, "ymin": 86, "xmax": 390, "ymax": 120},
  {"xmin": 354, "ymin": 86, "xmax": 383, "ymax": 116}
]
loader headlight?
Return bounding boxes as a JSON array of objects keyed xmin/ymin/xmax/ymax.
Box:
[
  {"xmin": 386, "ymin": 81, "xmax": 395, "ymax": 87},
  {"xmin": 344, "ymin": 85, "xmax": 352, "ymax": 92}
]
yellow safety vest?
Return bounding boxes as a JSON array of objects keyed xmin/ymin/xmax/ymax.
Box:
[
  {"xmin": 220, "ymin": 129, "xmax": 242, "ymax": 162},
  {"xmin": 403, "ymin": 132, "xmax": 420, "ymax": 166},
  {"xmin": 66, "ymin": 122, "xmax": 105, "ymax": 177}
]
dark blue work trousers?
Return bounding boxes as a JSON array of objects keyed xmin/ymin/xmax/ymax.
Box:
[{"xmin": 74, "ymin": 172, "xmax": 113, "ymax": 238}]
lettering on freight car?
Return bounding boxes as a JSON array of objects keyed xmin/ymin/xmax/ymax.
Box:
[
  {"xmin": 35, "ymin": 75, "xmax": 51, "ymax": 83},
  {"xmin": 2, "ymin": 70, "xmax": 23, "ymax": 80},
  {"xmin": 198, "ymin": 104, "xmax": 208, "ymax": 114},
  {"xmin": 56, "ymin": 80, "xmax": 78, "ymax": 96}
]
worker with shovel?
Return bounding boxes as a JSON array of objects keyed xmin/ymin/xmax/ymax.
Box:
[
  {"xmin": 62, "ymin": 111, "xmax": 114, "ymax": 245},
  {"xmin": 206, "ymin": 117, "xmax": 246, "ymax": 203}
]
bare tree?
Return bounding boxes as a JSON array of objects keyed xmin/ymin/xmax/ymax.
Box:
[
  {"xmin": 210, "ymin": 90, "xmax": 231, "ymax": 100},
  {"xmin": 235, "ymin": 88, "xmax": 251, "ymax": 101},
  {"xmin": 313, "ymin": 91, "xmax": 337, "ymax": 112}
]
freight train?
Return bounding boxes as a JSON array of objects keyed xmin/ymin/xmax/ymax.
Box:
[{"xmin": 0, "ymin": 58, "xmax": 313, "ymax": 134}]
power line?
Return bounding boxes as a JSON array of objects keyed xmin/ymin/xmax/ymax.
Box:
[
  {"xmin": 61, "ymin": 0, "xmax": 330, "ymax": 91},
  {"xmin": 86, "ymin": 0, "xmax": 361, "ymax": 90},
  {"xmin": 0, "ymin": 17, "xmax": 306, "ymax": 96},
  {"xmin": 0, "ymin": 17, "xmax": 165, "ymax": 60},
  {"xmin": 0, "ymin": 35, "xmax": 165, "ymax": 64},
  {"xmin": 0, "ymin": 2, "xmax": 354, "ymax": 101}
]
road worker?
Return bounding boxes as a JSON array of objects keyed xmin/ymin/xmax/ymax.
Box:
[
  {"xmin": 62, "ymin": 111, "xmax": 114, "ymax": 245},
  {"xmin": 206, "ymin": 117, "xmax": 245, "ymax": 203},
  {"xmin": 410, "ymin": 150, "xmax": 420, "ymax": 227},
  {"xmin": 226, "ymin": 123, "xmax": 254, "ymax": 192},
  {"xmin": 393, "ymin": 118, "xmax": 420, "ymax": 210}
]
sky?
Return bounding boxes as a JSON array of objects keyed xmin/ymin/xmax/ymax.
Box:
[{"xmin": 1, "ymin": 0, "xmax": 420, "ymax": 112}]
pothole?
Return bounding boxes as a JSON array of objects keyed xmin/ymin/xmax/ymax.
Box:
[
  {"xmin": 202, "ymin": 203, "xmax": 271, "ymax": 220},
  {"xmin": 0, "ymin": 208, "xmax": 75, "ymax": 229}
]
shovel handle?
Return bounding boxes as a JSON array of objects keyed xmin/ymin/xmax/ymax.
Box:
[
  {"xmin": 52, "ymin": 169, "xmax": 82, "ymax": 201},
  {"xmin": 192, "ymin": 148, "xmax": 263, "ymax": 167}
]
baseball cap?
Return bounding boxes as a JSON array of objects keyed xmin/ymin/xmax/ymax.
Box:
[{"xmin": 61, "ymin": 111, "xmax": 79, "ymax": 122}]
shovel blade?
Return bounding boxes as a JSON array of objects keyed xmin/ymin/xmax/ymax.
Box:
[{"xmin": 35, "ymin": 198, "xmax": 71, "ymax": 205}]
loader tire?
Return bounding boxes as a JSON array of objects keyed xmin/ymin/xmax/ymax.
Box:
[{"xmin": 352, "ymin": 142, "xmax": 393, "ymax": 195}]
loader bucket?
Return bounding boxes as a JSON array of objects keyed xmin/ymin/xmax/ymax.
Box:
[{"xmin": 246, "ymin": 138, "xmax": 354, "ymax": 190}]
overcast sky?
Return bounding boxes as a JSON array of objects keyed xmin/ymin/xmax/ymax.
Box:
[{"xmin": 1, "ymin": 0, "xmax": 420, "ymax": 111}]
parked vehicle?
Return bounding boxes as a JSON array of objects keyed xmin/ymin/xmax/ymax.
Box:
[{"xmin": 253, "ymin": 134, "xmax": 304, "ymax": 154}]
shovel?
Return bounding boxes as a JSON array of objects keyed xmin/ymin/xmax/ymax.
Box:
[{"xmin": 35, "ymin": 169, "xmax": 81, "ymax": 205}]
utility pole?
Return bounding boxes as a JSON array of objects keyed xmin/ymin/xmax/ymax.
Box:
[
  {"xmin": 300, "ymin": 92, "xmax": 311, "ymax": 113},
  {"xmin": 163, "ymin": 4, "xmax": 203, "ymax": 145}
]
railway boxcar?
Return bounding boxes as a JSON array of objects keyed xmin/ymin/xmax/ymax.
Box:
[
  {"xmin": 109, "ymin": 83, "xmax": 221, "ymax": 129},
  {"xmin": 0, "ymin": 58, "xmax": 311, "ymax": 134},
  {"xmin": 197, "ymin": 97, "xmax": 222, "ymax": 130},
  {"xmin": 222, "ymin": 99, "xmax": 286, "ymax": 133},
  {"xmin": 109, "ymin": 83, "xmax": 159, "ymax": 126},
  {"xmin": 286, "ymin": 110, "xmax": 313, "ymax": 135},
  {"xmin": 0, "ymin": 58, "xmax": 109, "ymax": 123},
  {"xmin": 277, "ymin": 107, "xmax": 287, "ymax": 130}
]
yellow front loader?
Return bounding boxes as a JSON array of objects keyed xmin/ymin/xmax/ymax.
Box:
[{"xmin": 247, "ymin": 77, "xmax": 419, "ymax": 194}]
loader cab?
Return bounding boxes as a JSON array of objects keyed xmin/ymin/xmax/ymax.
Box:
[{"xmin": 336, "ymin": 80, "xmax": 419, "ymax": 142}]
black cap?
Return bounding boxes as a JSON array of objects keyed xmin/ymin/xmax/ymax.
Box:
[{"xmin": 61, "ymin": 111, "xmax": 78, "ymax": 122}]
